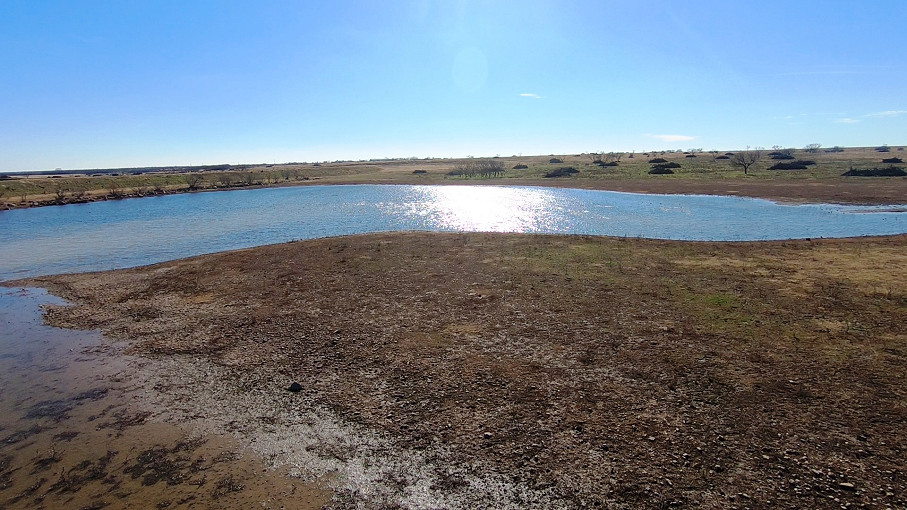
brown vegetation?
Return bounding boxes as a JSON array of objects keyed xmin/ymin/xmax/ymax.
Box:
[{"xmin": 19, "ymin": 232, "xmax": 907, "ymax": 508}]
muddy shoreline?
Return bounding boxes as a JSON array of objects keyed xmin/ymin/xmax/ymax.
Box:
[
  {"xmin": 7, "ymin": 232, "xmax": 906, "ymax": 508},
  {"xmin": 0, "ymin": 287, "xmax": 331, "ymax": 509}
]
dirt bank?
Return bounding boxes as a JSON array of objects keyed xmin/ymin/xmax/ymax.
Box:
[{"xmin": 13, "ymin": 232, "xmax": 907, "ymax": 508}]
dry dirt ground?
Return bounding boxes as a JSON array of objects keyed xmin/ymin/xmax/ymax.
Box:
[{"xmin": 13, "ymin": 232, "xmax": 907, "ymax": 509}]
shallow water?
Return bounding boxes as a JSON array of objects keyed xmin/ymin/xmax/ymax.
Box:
[
  {"xmin": 1, "ymin": 184, "xmax": 905, "ymax": 280},
  {"xmin": 0, "ymin": 287, "xmax": 330, "ymax": 508}
]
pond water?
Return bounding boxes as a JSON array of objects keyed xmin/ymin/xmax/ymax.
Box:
[{"xmin": 1, "ymin": 184, "xmax": 905, "ymax": 281}]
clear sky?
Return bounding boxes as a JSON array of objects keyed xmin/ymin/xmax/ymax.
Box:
[{"xmin": 2, "ymin": 1, "xmax": 905, "ymax": 171}]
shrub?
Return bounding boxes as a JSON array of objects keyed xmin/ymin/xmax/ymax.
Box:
[
  {"xmin": 544, "ymin": 167, "xmax": 579, "ymax": 178},
  {"xmin": 597, "ymin": 161, "xmax": 619, "ymax": 167},
  {"xmin": 512, "ymin": 164, "xmax": 528, "ymax": 169},
  {"xmin": 881, "ymin": 157, "xmax": 903, "ymax": 164},
  {"xmin": 824, "ymin": 146, "xmax": 845, "ymax": 153},
  {"xmin": 768, "ymin": 160, "xmax": 815, "ymax": 170},
  {"xmin": 715, "ymin": 155, "xmax": 730, "ymax": 160},
  {"xmin": 549, "ymin": 158, "xmax": 563, "ymax": 164},
  {"xmin": 876, "ymin": 145, "xmax": 891, "ymax": 152},
  {"xmin": 769, "ymin": 162, "xmax": 807, "ymax": 170},
  {"xmin": 652, "ymin": 162, "xmax": 681, "ymax": 169},
  {"xmin": 412, "ymin": 169, "xmax": 427, "ymax": 174},
  {"xmin": 842, "ymin": 166, "xmax": 906, "ymax": 177},
  {"xmin": 769, "ymin": 150, "xmax": 795, "ymax": 160},
  {"xmin": 648, "ymin": 167, "xmax": 674, "ymax": 175},
  {"xmin": 648, "ymin": 158, "xmax": 668, "ymax": 164},
  {"xmin": 685, "ymin": 154, "xmax": 697, "ymax": 158}
]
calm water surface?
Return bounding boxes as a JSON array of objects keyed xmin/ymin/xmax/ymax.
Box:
[{"xmin": 1, "ymin": 184, "xmax": 905, "ymax": 281}]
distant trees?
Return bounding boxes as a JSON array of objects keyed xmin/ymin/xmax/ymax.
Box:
[
  {"xmin": 804, "ymin": 143, "xmax": 822, "ymax": 153},
  {"xmin": 447, "ymin": 159, "xmax": 506, "ymax": 178},
  {"xmin": 730, "ymin": 148, "xmax": 762, "ymax": 174},
  {"xmin": 587, "ymin": 152, "xmax": 622, "ymax": 166}
]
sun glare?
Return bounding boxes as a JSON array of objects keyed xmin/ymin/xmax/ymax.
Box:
[{"xmin": 410, "ymin": 185, "xmax": 559, "ymax": 232}]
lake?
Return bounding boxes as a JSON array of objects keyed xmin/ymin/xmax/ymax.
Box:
[{"xmin": 1, "ymin": 184, "xmax": 905, "ymax": 281}]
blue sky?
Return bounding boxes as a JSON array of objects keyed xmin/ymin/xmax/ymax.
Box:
[{"xmin": 2, "ymin": 1, "xmax": 905, "ymax": 171}]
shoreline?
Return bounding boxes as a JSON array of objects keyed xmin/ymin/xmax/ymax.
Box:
[
  {"xmin": 4, "ymin": 175, "xmax": 907, "ymax": 210},
  {"xmin": 8, "ymin": 231, "xmax": 907, "ymax": 508},
  {"xmin": 0, "ymin": 287, "xmax": 331, "ymax": 509}
]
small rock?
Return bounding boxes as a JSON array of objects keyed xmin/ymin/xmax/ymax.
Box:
[
  {"xmin": 287, "ymin": 382, "xmax": 303, "ymax": 392},
  {"xmin": 483, "ymin": 431, "xmax": 492, "ymax": 440},
  {"xmin": 838, "ymin": 482, "xmax": 856, "ymax": 491}
]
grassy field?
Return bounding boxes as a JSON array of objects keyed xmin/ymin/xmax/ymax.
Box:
[{"xmin": 2, "ymin": 145, "xmax": 905, "ymax": 207}]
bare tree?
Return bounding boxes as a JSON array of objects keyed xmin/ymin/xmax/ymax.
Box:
[
  {"xmin": 447, "ymin": 159, "xmax": 505, "ymax": 178},
  {"xmin": 184, "ymin": 173, "xmax": 204, "ymax": 190},
  {"xmin": 804, "ymin": 143, "xmax": 822, "ymax": 153},
  {"xmin": 730, "ymin": 148, "xmax": 762, "ymax": 174},
  {"xmin": 216, "ymin": 173, "xmax": 235, "ymax": 187}
]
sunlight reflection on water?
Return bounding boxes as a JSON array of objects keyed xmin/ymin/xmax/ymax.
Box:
[{"xmin": 399, "ymin": 186, "xmax": 562, "ymax": 232}]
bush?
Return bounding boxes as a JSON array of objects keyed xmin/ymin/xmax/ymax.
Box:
[
  {"xmin": 769, "ymin": 150, "xmax": 795, "ymax": 160},
  {"xmin": 881, "ymin": 157, "xmax": 903, "ymax": 164},
  {"xmin": 544, "ymin": 167, "xmax": 579, "ymax": 178},
  {"xmin": 549, "ymin": 158, "xmax": 563, "ymax": 164},
  {"xmin": 715, "ymin": 155, "xmax": 730, "ymax": 160},
  {"xmin": 685, "ymin": 154, "xmax": 697, "ymax": 158},
  {"xmin": 648, "ymin": 167, "xmax": 675, "ymax": 175},
  {"xmin": 412, "ymin": 169, "xmax": 427, "ymax": 174},
  {"xmin": 876, "ymin": 145, "xmax": 891, "ymax": 152},
  {"xmin": 652, "ymin": 162, "xmax": 681, "ymax": 169},
  {"xmin": 512, "ymin": 164, "xmax": 528, "ymax": 169},
  {"xmin": 768, "ymin": 160, "xmax": 816, "ymax": 170},
  {"xmin": 842, "ymin": 166, "xmax": 906, "ymax": 177},
  {"xmin": 648, "ymin": 158, "xmax": 668, "ymax": 164},
  {"xmin": 597, "ymin": 161, "xmax": 619, "ymax": 167}
]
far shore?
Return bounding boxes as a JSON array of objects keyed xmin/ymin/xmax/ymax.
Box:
[{"xmin": 3, "ymin": 146, "xmax": 907, "ymax": 209}]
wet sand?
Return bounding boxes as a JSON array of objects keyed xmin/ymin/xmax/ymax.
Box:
[{"xmin": 0, "ymin": 287, "xmax": 330, "ymax": 509}]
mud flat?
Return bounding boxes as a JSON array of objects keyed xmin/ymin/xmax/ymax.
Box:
[
  {"xmin": 7, "ymin": 232, "xmax": 907, "ymax": 508},
  {"xmin": 0, "ymin": 288, "xmax": 329, "ymax": 509}
]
